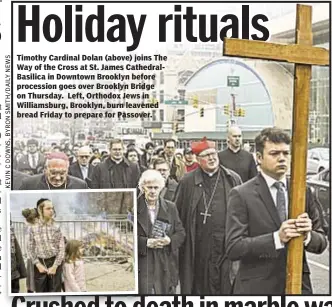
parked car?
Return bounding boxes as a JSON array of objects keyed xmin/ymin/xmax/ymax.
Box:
[
  {"xmin": 307, "ymin": 147, "xmax": 329, "ymax": 174},
  {"xmin": 307, "ymin": 168, "xmax": 330, "ymax": 240}
]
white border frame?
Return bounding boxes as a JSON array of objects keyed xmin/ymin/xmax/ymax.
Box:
[{"xmin": 7, "ymin": 188, "xmax": 138, "ymax": 296}]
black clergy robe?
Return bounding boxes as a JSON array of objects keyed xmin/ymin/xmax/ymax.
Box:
[
  {"xmin": 218, "ymin": 148, "xmax": 257, "ymax": 183},
  {"xmin": 194, "ymin": 170, "xmax": 227, "ymax": 294},
  {"xmin": 174, "ymin": 165, "xmax": 242, "ymax": 295}
]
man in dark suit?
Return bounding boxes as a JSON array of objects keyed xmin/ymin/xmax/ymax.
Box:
[
  {"xmin": 90, "ymin": 139, "xmax": 140, "ymax": 189},
  {"xmin": 17, "ymin": 139, "xmax": 46, "ymax": 175},
  {"xmin": 226, "ymin": 127, "xmax": 327, "ymax": 295},
  {"xmin": 18, "ymin": 152, "xmax": 88, "ymax": 190},
  {"xmin": 68, "ymin": 146, "xmax": 94, "ymax": 181}
]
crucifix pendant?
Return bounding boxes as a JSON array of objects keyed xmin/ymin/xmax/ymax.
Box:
[{"xmin": 200, "ymin": 211, "xmax": 211, "ymax": 224}]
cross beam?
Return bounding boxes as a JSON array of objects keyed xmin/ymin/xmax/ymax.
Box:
[{"xmin": 223, "ymin": 4, "xmax": 329, "ymax": 294}]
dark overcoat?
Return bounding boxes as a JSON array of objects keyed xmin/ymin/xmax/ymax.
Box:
[
  {"xmin": 160, "ymin": 178, "xmax": 178, "ymax": 202},
  {"xmin": 19, "ymin": 174, "xmax": 88, "ymax": 190},
  {"xmin": 90, "ymin": 157, "xmax": 140, "ymax": 189},
  {"xmin": 137, "ymin": 196, "xmax": 185, "ymax": 294},
  {"xmin": 174, "ymin": 165, "xmax": 242, "ymax": 294},
  {"xmin": 226, "ymin": 173, "xmax": 327, "ymax": 294},
  {"xmin": 17, "ymin": 153, "xmax": 46, "ymax": 174},
  {"xmin": 68, "ymin": 162, "xmax": 94, "ymax": 180},
  {"xmin": 11, "ymin": 227, "xmax": 27, "ymax": 280},
  {"xmin": 13, "ymin": 170, "xmax": 30, "ymax": 190}
]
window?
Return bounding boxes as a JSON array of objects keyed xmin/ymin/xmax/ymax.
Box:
[
  {"xmin": 177, "ymin": 109, "xmax": 185, "ymax": 122},
  {"xmin": 160, "ymin": 72, "xmax": 164, "ymax": 85},
  {"xmin": 160, "ymin": 90, "xmax": 164, "ymax": 104},
  {"xmin": 311, "ymin": 152, "xmax": 319, "ymax": 161},
  {"xmin": 159, "ymin": 109, "xmax": 164, "ymax": 121},
  {"xmin": 178, "ymin": 89, "xmax": 186, "ymax": 101},
  {"xmin": 322, "ymin": 170, "xmax": 330, "ymax": 182}
]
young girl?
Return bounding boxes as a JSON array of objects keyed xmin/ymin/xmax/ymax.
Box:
[{"xmin": 63, "ymin": 240, "xmax": 87, "ymax": 292}]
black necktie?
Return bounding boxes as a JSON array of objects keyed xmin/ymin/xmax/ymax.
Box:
[{"xmin": 274, "ymin": 181, "xmax": 287, "ymax": 222}]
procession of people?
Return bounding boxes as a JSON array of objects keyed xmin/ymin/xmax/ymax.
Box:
[{"xmin": 12, "ymin": 126, "xmax": 328, "ymax": 295}]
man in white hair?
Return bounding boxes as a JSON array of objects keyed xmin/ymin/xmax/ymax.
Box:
[
  {"xmin": 18, "ymin": 152, "xmax": 88, "ymax": 190},
  {"xmin": 137, "ymin": 170, "xmax": 185, "ymax": 294},
  {"xmin": 68, "ymin": 146, "xmax": 94, "ymax": 181}
]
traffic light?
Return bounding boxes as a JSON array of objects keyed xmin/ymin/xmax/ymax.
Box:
[
  {"xmin": 193, "ymin": 95, "xmax": 199, "ymax": 108},
  {"xmin": 239, "ymin": 108, "xmax": 246, "ymax": 117},
  {"xmin": 234, "ymin": 109, "xmax": 239, "ymax": 116},
  {"xmin": 224, "ymin": 104, "xmax": 230, "ymax": 115},
  {"xmin": 200, "ymin": 107, "xmax": 204, "ymax": 117}
]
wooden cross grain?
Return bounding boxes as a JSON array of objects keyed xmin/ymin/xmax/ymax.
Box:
[{"xmin": 223, "ymin": 4, "xmax": 329, "ymax": 294}]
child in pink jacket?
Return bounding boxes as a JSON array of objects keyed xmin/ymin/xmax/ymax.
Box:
[{"xmin": 63, "ymin": 240, "xmax": 87, "ymax": 292}]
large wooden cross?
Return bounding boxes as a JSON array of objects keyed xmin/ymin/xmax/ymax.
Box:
[{"xmin": 223, "ymin": 4, "xmax": 329, "ymax": 294}]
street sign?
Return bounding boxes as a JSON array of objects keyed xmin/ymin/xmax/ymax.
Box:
[
  {"xmin": 142, "ymin": 122, "xmax": 162, "ymax": 129},
  {"xmin": 164, "ymin": 100, "xmax": 188, "ymax": 105},
  {"xmin": 227, "ymin": 76, "xmax": 240, "ymax": 87}
]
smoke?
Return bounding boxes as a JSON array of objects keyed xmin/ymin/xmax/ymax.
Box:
[{"xmin": 9, "ymin": 191, "xmax": 134, "ymax": 221}]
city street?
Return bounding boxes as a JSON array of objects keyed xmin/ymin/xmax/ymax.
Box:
[{"xmin": 308, "ymin": 244, "xmax": 330, "ymax": 294}]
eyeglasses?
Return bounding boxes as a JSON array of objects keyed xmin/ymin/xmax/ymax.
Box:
[
  {"xmin": 79, "ymin": 155, "xmax": 90, "ymax": 159},
  {"xmin": 198, "ymin": 151, "xmax": 217, "ymax": 158}
]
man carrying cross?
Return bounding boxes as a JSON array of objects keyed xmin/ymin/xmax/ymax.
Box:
[
  {"xmin": 174, "ymin": 137, "xmax": 242, "ymax": 294},
  {"xmin": 225, "ymin": 128, "xmax": 327, "ymax": 294}
]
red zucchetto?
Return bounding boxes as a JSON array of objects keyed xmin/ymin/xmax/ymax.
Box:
[
  {"xmin": 191, "ymin": 137, "xmax": 216, "ymax": 155},
  {"xmin": 46, "ymin": 152, "xmax": 69, "ymax": 161}
]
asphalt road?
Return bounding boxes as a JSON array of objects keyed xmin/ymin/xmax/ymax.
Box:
[{"xmin": 308, "ymin": 243, "xmax": 330, "ymax": 295}]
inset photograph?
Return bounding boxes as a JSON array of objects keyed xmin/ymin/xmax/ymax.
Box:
[{"xmin": 8, "ymin": 189, "xmax": 137, "ymax": 295}]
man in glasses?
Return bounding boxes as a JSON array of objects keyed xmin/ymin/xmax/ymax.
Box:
[
  {"xmin": 153, "ymin": 157, "xmax": 178, "ymax": 202},
  {"xmin": 174, "ymin": 137, "xmax": 242, "ymax": 295},
  {"xmin": 91, "ymin": 139, "xmax": 141, "ymax": 189},
  {"xmin": 69, "ymin": 146, "xmax": 94, "ymax": 181},
  {"xmin": 18, "ymin": 152, "xmax": 88, "ymax": 190}
]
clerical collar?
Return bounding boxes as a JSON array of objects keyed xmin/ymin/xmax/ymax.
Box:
[
  {"xmin": 260, "ymin": 171, "xmax": 287, "ymax": 190},
  {"xmin": 228, "ymin": 147, "xmax": 241, "ymax": 154},
  {"xmin": 201, "ymin": 167, "xmax": 219, "ymax": 177},
  {"xmin": 111, "ymin": 158, "xmax": 123, "ymax": 164},
  {"xmin": 46, "ymin": 180, "xmax": 67, "ymax": 189}
]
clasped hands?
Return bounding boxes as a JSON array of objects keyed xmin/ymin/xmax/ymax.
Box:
[
  {"xmin": 147, "ymin": 236, "xmax": 171, "ymax": 249},
  {"xmin": 279, "ymin": 213, "xmax": 312, "ymax": 243},
  {"xmin": 36, "ymin": 263, "xmax": 57, "ymax": 275}
]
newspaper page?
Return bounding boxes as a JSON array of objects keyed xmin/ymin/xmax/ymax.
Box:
[{"xmin": 0, "ymin": 0, "xmax": 330, "ymax": 306}]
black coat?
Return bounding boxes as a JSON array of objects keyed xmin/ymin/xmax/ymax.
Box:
[
  {"xmin": 17, "ymin": 153, "xmax": 46, "ymax": 174},
  {"xmin": 19, "ymin": 174, "xmax": 88, "ymax": 190},
  {"xmin": 160, "ymin": 178, "xmax": 178, "ymax": 202},
  {"xmin": 218, "ymin": 149, "xmax": 258, "ymax": 183},
  {"xmin": 226, "ymin": 173, "xmax": 327, "ymax": 295},
  {"xmin": 13, "ymin": 170, "xmax": 30, "ymax": 190},
  {"xmin": 68, "ymin": 162, "xmax": 94, "ymax": 180},
  {"xmin": 11, "ymin": 227, "xmax": 27, "ymax": 280},
  {"xmin": 174, "ymin": 165, "xmax": 242, "ymax": 294},
  {"xmin": 137, "ymin": 196, "xmax": 185, "ymax": 294},
  {"xmin": 90, "ymin": 157, "xmax": 140, "ymax": 189}
]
